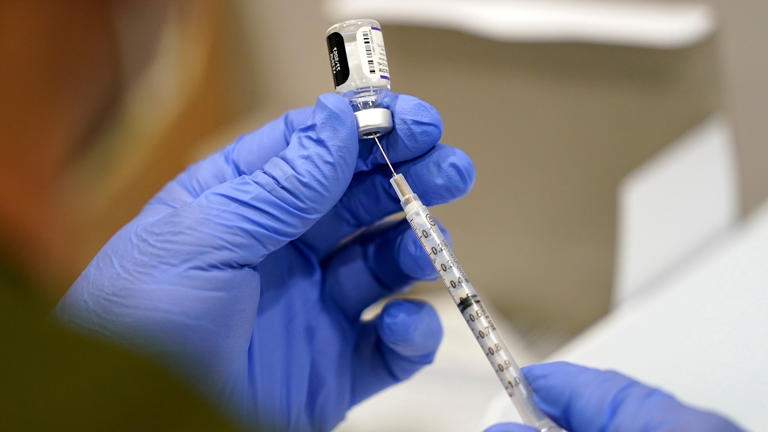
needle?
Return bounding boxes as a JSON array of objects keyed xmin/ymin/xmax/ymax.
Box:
[{"xmin": 373, "ymin": 135, "xmax": 397, "ymax": 176}]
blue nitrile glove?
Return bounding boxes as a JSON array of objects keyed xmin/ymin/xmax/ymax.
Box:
[
  {"xmin": 56, "ymin": 92, "xmax": 475, "ymax": 431},
  {"xmin": 484, "ymin": 362, "xmax": 744, "ymax": 432}
]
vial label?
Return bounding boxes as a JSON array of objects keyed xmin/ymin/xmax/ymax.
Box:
[
  {"xmin": 356, "ymin": 26, "xmax": 389, "ymax": 81},
  {"xmin": 326, "ymin": 32, "xmax": 350, "ymax": 87}
]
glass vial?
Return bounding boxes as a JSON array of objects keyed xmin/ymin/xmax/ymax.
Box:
[{"xmin": 326, "ymin": 19, "xmax": 393, "ymax": 138}]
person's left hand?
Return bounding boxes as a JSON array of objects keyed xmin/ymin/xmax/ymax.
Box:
[
  {"xmin": 56, "ymin": 92, "xmax": 474, "ymax": 431},
  {"xmin": 484, "ymin": 362, "xmax": 743, "ymax": 432}
]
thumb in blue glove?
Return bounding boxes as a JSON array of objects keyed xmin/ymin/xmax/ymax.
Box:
[
  {"xmin": 484, "ymin": 362, "xmax": 743, "ymax": 432},
  {"xmin": 57, "ymin": 92, "xmax": 475, "ymax": 431}
]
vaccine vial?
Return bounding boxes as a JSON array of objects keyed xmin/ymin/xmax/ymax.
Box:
[{"xmin": 326, "ymin": 19, "xmax": 393, "ymax": 138}]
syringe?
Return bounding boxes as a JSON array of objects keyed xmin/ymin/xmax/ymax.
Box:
[{"xmin": 373, "ymin": 136, "xmax": 565, "ymax": 432}]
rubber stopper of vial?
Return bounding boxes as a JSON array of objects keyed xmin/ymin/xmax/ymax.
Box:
[{"xmin": 354, "ymin": 108, "xmax": 393, "ymax": 138}]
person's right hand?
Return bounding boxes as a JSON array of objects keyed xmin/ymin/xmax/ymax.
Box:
[
  {"xmin": 56, "ymin": 92, "xmax": 474, "ymax": 431},
  {"xmin": 485, "ymin": 362, "xmax": 743, "ymax": 432}
]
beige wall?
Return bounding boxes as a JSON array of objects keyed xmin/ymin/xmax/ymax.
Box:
[{"xmin": 704, "ymin": 0, "xmax": 768, "ymax": 213}]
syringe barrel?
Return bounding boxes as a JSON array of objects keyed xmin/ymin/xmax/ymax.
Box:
[{"xmin": 390, "ymin": 174, "xmax": 565, "ymax": 432}]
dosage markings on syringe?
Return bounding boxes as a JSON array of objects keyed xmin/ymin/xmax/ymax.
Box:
[
  {"xmin": 485, "ymin": 341, "xmax": 515, "ymax": 374},
  {"xmin": 409, "ymin": 214, "xmax": 465, "ymax": 289},
  {"xmin": 408, "ymin": 208, "xmax": 520, "ymax": 381},
  {"xmin": 460, "ymin": 294, "xmax": 515, "ymax": 374},
  {"xmin": 505, "ymin": 376, "xmax": 522, "ymax": 394}
]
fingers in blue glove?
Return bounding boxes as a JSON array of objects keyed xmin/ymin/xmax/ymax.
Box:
[
  {"xmin": 147, "ymin": 93, "xmax": 443, "ymax": 215},
  {"xmin": 356, "ymin": 93, "xmax": 443, "ymax": 171},
  {"xmin": 301, "ymin": 144, "xmax": 474, "ymax": 255},
  {"xmin": 351, "ymin": 299, "xmax": 442, "ymax": 405},
  {"xmin": 522, "ymin": 362, "xmax": 743, "ymax": 432},
  {"xmin": 483, "ymin": 423, "xmax": 538, "ymax": 432},
  {"xmin": 142, "ymin": 94, "xmax": 358, "ymax": 267},
  {"xmin": 145, "ymin": 106, "xmax": 315, "ymax": 216},
  {"xmin": 322, "ymin": 219, "xmax": 449, "ymax": 321},
  {"xmin": 345, "ymin": 144, "xmax": 475, "ymax": 225}
]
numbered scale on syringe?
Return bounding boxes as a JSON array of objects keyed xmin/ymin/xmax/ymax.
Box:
[{"xmin": 405, "ymin": 205, "xmax": 523, "ymax": 397}]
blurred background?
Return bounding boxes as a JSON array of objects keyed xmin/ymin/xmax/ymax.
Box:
[{"xmin": 1, "ymin": 0, "xmax": 766, "ymax": 430}]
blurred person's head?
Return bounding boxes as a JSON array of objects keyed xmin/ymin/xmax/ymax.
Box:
[{"xmin": 0, "ymin": 0, "xmax": 169, "ymax": 286}]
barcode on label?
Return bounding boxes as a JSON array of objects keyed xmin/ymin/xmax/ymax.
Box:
[{"xmin": 362, "ymin": 31, "xmax": 376, "ymax": 74}]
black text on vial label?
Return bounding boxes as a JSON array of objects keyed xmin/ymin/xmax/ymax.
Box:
[{"xmin": 326, "ymin": 32, "xmax": 350, "ymax": 87}]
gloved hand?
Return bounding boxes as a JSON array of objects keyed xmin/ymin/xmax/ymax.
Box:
[
  {"xmin": 484, "ymin": 362, "xmax": 743, "ymax": 432},
  {"xmin": 56, "ymin": 92, "xmax": 475, "ymax": 431}
]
